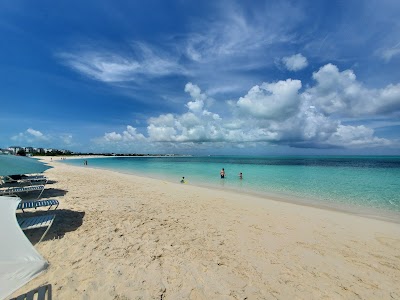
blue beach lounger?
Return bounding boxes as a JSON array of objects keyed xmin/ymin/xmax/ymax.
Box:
[
  {"xmin": 0, "ymin": 185, "xmax": 45, "ymax": 199},
  {"xmin": 2, "ymin": 175, "xmax": 48, "ymax": 185},
  {"xmin": 17, "ymin": 199, "xmax": 59, "ymax": 212},
  {"xmin": 17, "ymin": 214, "xmax": 56, "ymax": 243},
  {"xmin": 21, "ymin": 175, "xmax": 48, "ymax": 185}
]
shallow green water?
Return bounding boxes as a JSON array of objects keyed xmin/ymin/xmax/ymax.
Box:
[{"xmin": 64, "ymin": 156, "xmax": 400, "ymax": 214}]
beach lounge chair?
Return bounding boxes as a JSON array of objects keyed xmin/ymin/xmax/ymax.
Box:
[
  {"xmin": 22, "ymin": 174, "xmax": 47, "ymax": 180},
  {"xmin": 17, "ymin": 214, "xmax": 56, "ymax": 243},
  {"xmin": 22, "ymin": 177, "xmax": 48, "ymax": 185},
  {"xmin": 0, "ymin": 185, "xmax": 45, "ymax": 199},
  {"xmin": 1, "ymin": 175, "xmax": 48, "ymax": 185},
  {"xmin": 17, "ymin": 199, "xmax": 59, "ymax": 212},
  {"xmin": 21, "ymin": 174, "xmax": 48, "ymax": 184},
  {"xmin": 10, "ymin": 284, "xmax": 52, "ymax": 300}
]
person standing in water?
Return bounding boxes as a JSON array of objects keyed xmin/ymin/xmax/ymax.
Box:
[
  {"xmin": 220, "ymin": 168, "xmax": 225, "ymax": 178},
  {"xmin": 239, "ymin": 172, "xmax": 243, "ymax": 179}
]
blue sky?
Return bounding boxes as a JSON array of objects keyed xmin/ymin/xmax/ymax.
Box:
[{"xmin": 1, "ymin": 0, "xmax": 400, "ymax": 155}]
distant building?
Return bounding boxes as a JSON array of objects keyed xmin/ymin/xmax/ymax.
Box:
[
  {"xmin": 33, "ymin": 147, "xmax": 45, "ymax": 154},
  {"xmin": 24, "ymin": 147, "xmax": 34, "ymax": 153},
  {"xmin": 6, "ymin": 145, "xmax": 71, "ymax": 155},
  {"xmin": 0, "ymin": 149, "xmax": 11, "ymax": 154},
  {"xmin": 8, "ymin": 146, "xmax": 22, "ymax": 154}
]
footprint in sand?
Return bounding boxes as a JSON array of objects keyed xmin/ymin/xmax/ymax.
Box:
[{"xmin": 375, "ymin": 235, "xmax": 400, "ymax": 250}]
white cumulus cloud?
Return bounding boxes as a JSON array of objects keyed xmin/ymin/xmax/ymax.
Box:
[
  {"xmin": 236, "ymin": 79, "xmax": 302, "ymax": 120},
  {"xmin": 11, "ymin": 128, "xmax": 50, "ymax": 143},
  {"xmin": 96, "ymin": 63, "xmax": 397, "ymax": 150},
  {"xmin": 327, "ymin": 125, "xmax": 391, "ymax": 148},
  {"xmin": 306, "ymin": 64, "xmax": 400, "ymax": 117},
  {"xmin": 146, "ymin": 84, "xmax": 224, "ymax": 143},
  {"xmin": 102, "ymin": 126, "xmax": 145, "ymax": 143},
  {"xmin": 282, "ymin": 53, "xmax": 308, "ymax": 71}
]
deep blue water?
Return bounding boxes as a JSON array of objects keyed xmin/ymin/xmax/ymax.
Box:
[{"xmin": 63, "ymin": 156, "xmax": 400, "ymax": 214}]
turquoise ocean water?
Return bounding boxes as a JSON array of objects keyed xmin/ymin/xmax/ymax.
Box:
[{"xmin": 63, "ymin": 156, "xmax": 400, "ymax": 217}]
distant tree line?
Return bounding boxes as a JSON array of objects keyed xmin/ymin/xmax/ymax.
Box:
[
  {"xmin": 17, "ymin": 149, "xmax": 27, "ymax": 156},
  {"xmin": 16, "ymin": 150, "xmax": 181, "ymax": 157},
  {"xmin": 31, "ymin": 150, "xmax": 73, "ymax": 156}
]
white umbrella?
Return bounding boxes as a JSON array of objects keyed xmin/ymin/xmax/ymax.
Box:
[{"xmin": 0, "ymin": 196, "xmax": 48, "ymax": 299}]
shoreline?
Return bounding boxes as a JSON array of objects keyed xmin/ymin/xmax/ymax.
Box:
[
  {"xmin": 57, "ymin": 157, "xmax": 400, "ymax": 224},
  {"xmin": 11, "ymin": 157, "xmax": 400, "ymax": 299}
]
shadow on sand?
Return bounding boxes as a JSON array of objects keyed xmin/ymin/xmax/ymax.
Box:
[
  {"xmin": 17, "ymin": 209, "xmax": 85, "ymax": 245},
  {"xmin": 17, "ymin": 188, "xmax": 68, "ymax": 202},
  {"xmin": 10, "ymin": 284, "xmax": 52, "ymax": 300},
  {"xmin": 45, "ymin": 180, "xmax": 57, "ymax": 185},
  {"xmin": 41, "ymin": 188, "xmax": 68, "ymax": 198}
]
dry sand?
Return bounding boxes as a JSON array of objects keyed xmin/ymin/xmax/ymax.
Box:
[{"xmin": 10, "ymin": 157, "xmax": 400, "ymax": 299}]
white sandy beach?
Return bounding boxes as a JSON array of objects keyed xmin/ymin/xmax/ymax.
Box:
[{"xmin": 10, "ymin": 157, "xmax": 400, "ymax": 299}]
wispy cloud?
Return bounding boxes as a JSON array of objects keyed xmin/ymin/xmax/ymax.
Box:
[
  {"xmin": 378, "ymin": 41, "xmax": 400, "ymax": 62},
  {"xmin": 10, "ymin": 128, "xmax": 75, "ymax": 148},
  {"xmin": 183, "ymin": 2, "xmax": 303, "ymax": 67},
  {"xmin": 58, "ymin": 42, "xmax": 187, "ymax": 83},
  {"xmin": 57, "ymin": 1, "xmax": 306, "ymax": 96}
]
